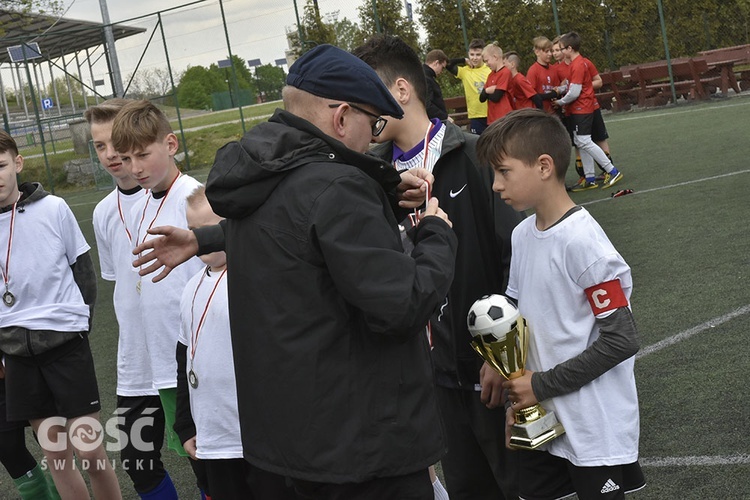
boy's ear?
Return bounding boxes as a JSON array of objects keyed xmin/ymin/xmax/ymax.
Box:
[
  {"xmin": 538, "ymin": 154, "xmax": 555, "ymax": 179},
  {"xmin": 165, "ymin": 133, "xmax": 180, "ymax": 156},
  {"xmin": 14, "ymin": 155, "xmax": 24, "ymax": 174},
  {"xmin": 392, "ymin": 78, "xmax": 411, "ymax": 105}
]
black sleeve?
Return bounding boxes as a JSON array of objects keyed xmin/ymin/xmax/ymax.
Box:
[
  {"xmin": 194, "ymin": 221, "xmax": 226, "ymax": 256},
  {"xmin": 531, "ymin": 307, "xmax": 640, "ymax": 401},
  {"xmin": 538, "ymin": 90, "xmax": 559, "ymax": 100},
  {"xmin": 531, "ymin": 94, "xmax": 544, "ymax": 109},
  {"xmin": 173, "ymin": 341, "xmax": 196, "ymax": 446},
  {"xmin": 446, "ymin": 58, "xmax": 464, "ymax": 76},
  {"xmin": 479, "ymin": 89, "xmax": 488, "ymax": 103},
  {"xmin": 486, "ymin": 89, "xmax": 504, "ymax": 103},
  {"xmin": 70, "ymin": 251, "xmax": 97, "ymax": 328}
]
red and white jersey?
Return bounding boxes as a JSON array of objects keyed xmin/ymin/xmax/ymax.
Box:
[
  {"xmin": 509, "ymin": 72, "xmax": 537, "ymax": 110},
  {"xmin": 566, "ymin": 55, "xmax": 598, "ymax": 115},
  {"xmin": 505, "ymin": 207, "xmax": 639, "ymax": 467},
  {"xmin": 526, "ymin": 61, "xmax": 560, "ymax": 113},
  {"xmin": 485, "ymin": 66, "xmax": 513, "ymax": 124}
]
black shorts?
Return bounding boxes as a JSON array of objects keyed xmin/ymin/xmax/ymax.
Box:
[
  {"xmin": 592, "ymin": 109, "xmax": 609, "ymax": 142},
  {"xmin": 0, "ymin": 379, "xmax": 26, "ymax": 432},
  {"xmin": 5, "ymin": 334, "xmax": 101, "ymax": 421},
  {"xmin": 568, "ymin": 113, "xmax": 595, "ymax": 137},
  {"xmin": 518, "ymin": 449, "xmax": 646, "ymax": 500}
]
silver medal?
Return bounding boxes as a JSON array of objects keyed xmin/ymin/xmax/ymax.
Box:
[
  {"xmin": 2, "ymin": 290, "xmax": 14, "ymax": 307},
  {"xmin": 188, "ymin": 369, "xmax": 199, "ymax": 389}
]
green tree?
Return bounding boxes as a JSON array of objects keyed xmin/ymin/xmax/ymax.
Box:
[
  {"xmin": 176, "ymin": 66, "xmax": 221, "ymax": 110},
  {"xmin": 254, "ymin": 64, "xmax": 286, "ymax": 101},
  {"xmin": 332, "ymin": 16, "xmax": 365, "ymax": 52},
  {"xmin": 358, "ymin": 0, "xmax": 420, "ymax": 51},
  {"xmin": 419, "ymin": 0, "xmax": 489, "ymax": 58}
]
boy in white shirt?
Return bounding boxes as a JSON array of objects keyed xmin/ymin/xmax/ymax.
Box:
[
  {"xmin": 87, "ymin": 100, "xmax": 179, "ymax": 500},
  {"xmin": 0, "ymin": 131, "xmax": 121, "ymax": 499},
  {"xmin": 111, "ymin": 100, "xmax": 204, "ymax": 493},
  {"xmin": 477, "ymin": 109, "xmax": 646, "ymax": 500},
  {"xmin": 174, "ymin": 186, "xmax": 244, "ymax": 499}
]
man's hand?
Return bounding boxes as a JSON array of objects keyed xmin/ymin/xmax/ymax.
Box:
[
  {"xmin": 502, "ymin": 370, "xmax": 537, "ymax": 410},
  {"xmin": 397, "ymin": 168, "xmax": 435, "ymax": 208},
  {"xmin": 183, "ymin": 436, "xmax": 198, "ymax": 460},
  {"xmin": 132, "ymin": 226, "xmax": 199, "ymax": 283},
  {"xmin": 421, "ymin": 198, "xmax": 452, "ymax": 228},
  {"xmin": 479, "ymin": 362, "xmax": 505, "ymax": 408}
]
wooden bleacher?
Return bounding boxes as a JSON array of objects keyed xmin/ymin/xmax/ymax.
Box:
[{"xmin": 443, "ymin": 96, "xmax": 469, "ymax": 128}]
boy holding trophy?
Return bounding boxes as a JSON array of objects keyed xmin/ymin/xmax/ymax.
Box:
[{"xmin": 475, "ymin": 109, "xmax": 646, "ymax": 500}]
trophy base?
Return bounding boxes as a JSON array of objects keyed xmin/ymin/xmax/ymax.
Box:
[{"xmin": 510, "ymin": 422, "xmax": 566, "ymax": 450}]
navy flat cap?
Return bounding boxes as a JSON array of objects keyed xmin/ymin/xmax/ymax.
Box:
[{"xmin": 287, "ymin": 44, "xmax": 403, "ymax": 119}]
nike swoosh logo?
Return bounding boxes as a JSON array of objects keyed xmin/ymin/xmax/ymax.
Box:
[{"xmin": 449, "ymin": 184, "xmax": 467, "ymax": 198}]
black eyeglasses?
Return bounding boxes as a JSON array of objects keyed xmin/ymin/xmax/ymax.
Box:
[{"xmin": 328, "ymin": 102, "xmax": 388, "ymax": 136}]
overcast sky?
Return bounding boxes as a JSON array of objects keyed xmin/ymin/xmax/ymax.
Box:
[
  {"xmin": 66, "ymin": 0, "xmax": 378, "ymax": 91},
  {"xmin": 1, "ymin": 0, "xmax": 417, "ymax": 107}
]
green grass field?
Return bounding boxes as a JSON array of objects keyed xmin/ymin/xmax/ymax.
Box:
[{"xmin": 4, "ymin": 95, "xmax": 750, "ymax": 498}]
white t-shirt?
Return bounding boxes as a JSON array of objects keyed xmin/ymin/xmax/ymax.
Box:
[
  {"xmin": 505, "ymin": 208, "xmax": 639, "ymax": 466},
  {"xmin": 93, "ymin": 187, "xmax": 157, "ymax": 396},
  {"xmin": 0, "ymin": 195, "xmax": 90, "ymax": 331},
  {"xmin": 178, "ymin": 266, "xmax": 243, "ymax": 459},
  {"xmin": 127, "ymin": 174, "xmax": 204, "ymax": 390}
]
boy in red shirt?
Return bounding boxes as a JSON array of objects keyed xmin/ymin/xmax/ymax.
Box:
[
  {"xmin": 479, "ymin": 43, "xmax": 513, "ymax": 125},
  {"xmin": 504, "ymin": 52, "xmax": 542, "ymax": 110},
  {"xmin": 526, "ymin": 36, "xmax": 561, "ymax": 114},
  {"xmin": 553, "ymin": 32, "xmax": 623, "ymax": 190}
]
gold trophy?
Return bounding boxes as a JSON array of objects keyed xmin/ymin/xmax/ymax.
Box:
[{"xmin": 467, "ymin": 294, "xmax": 565, "ymax": 450}]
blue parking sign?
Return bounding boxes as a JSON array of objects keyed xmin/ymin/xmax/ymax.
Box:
[{"xmin": 42, "ymin": 98, "xmax": 54, "ymax": 110}]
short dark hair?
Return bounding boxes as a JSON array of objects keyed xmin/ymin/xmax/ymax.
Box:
[
  {"xmin": 352, "ymin": 35, "xmax": 428, "ymax": 109},
  {"xmin": 83, "ymin": 98, "xmax": 130, "ymax": 124},
  {"xmin": 560, "ymin": 32, "xmax": 582, "ymax": 52},
  {"xmin": 425, "ymin": 49, "xmax": 448, "ymax": 64},
  {"xmin": 469, "ymin": 38, "xmax": 485, "ymax": 50},
  {"xmin": 477, "ymin": 109, "xmax": 571, "ymax": 182},
  {"xmin": 0, "ymin": 131, "xmax": 19, "ymax": 157}
]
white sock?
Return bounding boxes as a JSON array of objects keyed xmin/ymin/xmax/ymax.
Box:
[{"xmin": 433, "ymin": 477, "xmax": 450, "ymax": 500}]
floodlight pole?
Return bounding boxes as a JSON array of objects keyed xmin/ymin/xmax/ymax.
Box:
[
  {"xmin": 219, "ymin": 0, "xmax": 247, "ymax": 134},
  {"xmin": 21, "ymin": 44, "xmax": 55, "ymax": 193},
  {"xmin": 99, "ymin": 0, "xmax": 124, "ymax": 97},
  {"xmin": 551, "ymin": 0, "xmax": 561, "ymax": 37},
  {"xmin": 457, "ymin": 0, "xmax": 469, "ymax": 52},
  {"xmin": 656, "ymin": 0, "xmax": 677, "ymax": 104}
]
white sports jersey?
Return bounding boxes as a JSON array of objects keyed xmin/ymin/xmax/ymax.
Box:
[
  {"xmin": 0, "ymin": 195, "xmax": 90, "ymax": 331},
  {"xmin": 178, "ymin": 266, "xmax": 242, "ymax": 459},
  {"xmin": 93, "ymin": 187, "xmax": 156, "ymax": 396},
  {"xmin": 128, "ymin": 174, "xmax": 203, "ymax": 390},
  {"xmin": 506, "ymin": 208, "xmax": 639, "ymax": 466}
]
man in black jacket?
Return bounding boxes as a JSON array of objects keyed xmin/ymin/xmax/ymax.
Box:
[
  {"xmin": 424, "ymin": 49, "xmax": 449, "ymax": 121},
  {"xmin": 134, "ymin": 44, "xmax": 458, "ymax": 499},
  {"xmin": 354, "ymin": 35, "xmax": 524, "ymax": 500}
]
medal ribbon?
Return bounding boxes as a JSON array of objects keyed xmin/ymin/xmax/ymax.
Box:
[
  {"xmin": 117, "ymin": 189, "xmax": 148, "ymax": 243},
  {"xmin": 1, "ymin": 194, "xmax": 21, "ymax": 296},
  {"xmin": 136, "ymin": 173, "xmax": 182, "ymax": 250},
  {"xmin": 189, "ymin": 267, "xmax": 227, "ymax": 361}
]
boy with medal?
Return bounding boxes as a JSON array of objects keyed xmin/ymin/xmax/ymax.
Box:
[
  {"xmin": 0, "ymin": 131, "xmax": 121, "ymax": 498},
  {"xmin": 87, "ymin": 100, "xmax": 180, "ymax": 499},
  {"xmin": 111, "ymin": 100, "xmax": 205, "ymax": 494}
]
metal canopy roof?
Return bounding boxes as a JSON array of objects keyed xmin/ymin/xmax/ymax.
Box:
[{"xmin": 0, "ymin": 9, "xmax": 145, "ymax": 64}]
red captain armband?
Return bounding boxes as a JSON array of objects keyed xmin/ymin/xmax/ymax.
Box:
[{"xmin": 584, "ymin": 279, "xmax": 629, "ymax": 315}]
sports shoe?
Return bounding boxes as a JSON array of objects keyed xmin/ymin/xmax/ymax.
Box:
[
  {"xmin": 571, "ymin": 179, "xmax": 598, "ymax": 192},
  {"xmin": 600, "ymin": 171, "xmax": 623, "ymax": 189},
  {"xmin": 567, "ymin": 177, "xmax": 586, "ymax": 192}
]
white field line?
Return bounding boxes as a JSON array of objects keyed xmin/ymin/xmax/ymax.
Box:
[
  {"xmin": 606, "ymin": 96, "xmax": 750, "ymax": 123},
  {"xmin": 642, "ymin": 454, "xmax": 750, "ymax": 467},
  {"xmin": 581, "ymin": 169, "xmax": 750, "ymax": 207},
  {"xmin": 637, "ymin": 304, "xmax": 750, "ymax": 359}
]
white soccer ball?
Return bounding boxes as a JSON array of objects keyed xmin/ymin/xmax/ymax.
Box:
[{"xmin": 467, "ymin": 294, "xmax": 520, "ymax": 341}]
